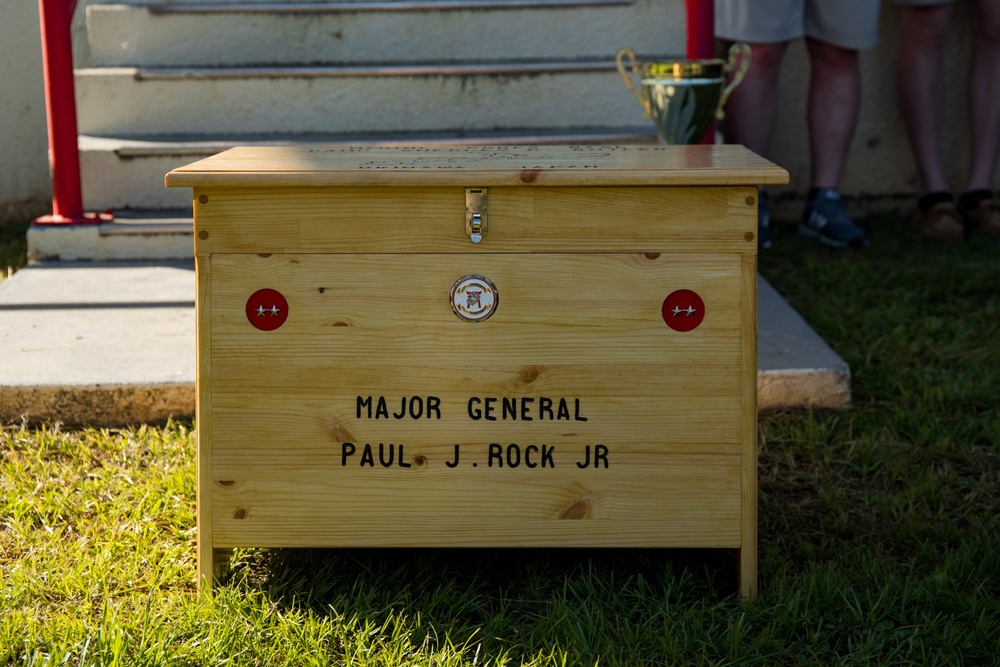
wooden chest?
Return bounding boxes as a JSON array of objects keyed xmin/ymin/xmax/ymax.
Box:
[{"xmin": 166, "ymin": 145, "xmax": 787, "ymax": 596}]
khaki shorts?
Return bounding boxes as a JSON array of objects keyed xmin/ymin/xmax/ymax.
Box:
[{"xmin": 715, "ymin": 0, "xmax": 882, "ymax": 50}]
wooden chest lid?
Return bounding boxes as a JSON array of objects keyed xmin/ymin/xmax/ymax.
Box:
[{"xmin": 165, "ymin": 144, "xmax": 788, "ymax": 189}]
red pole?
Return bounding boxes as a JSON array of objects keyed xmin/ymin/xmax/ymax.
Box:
[
  {"xmin": 685, "ymin": 0, "xmax": 717, "ymax": 144},
  {"xmin": 35, "ymin": 0, "xmax": 106, "ymax": 225},
  {"xmin": 685, "ymin": 0, "xmax": 715, "ymax": 60}
]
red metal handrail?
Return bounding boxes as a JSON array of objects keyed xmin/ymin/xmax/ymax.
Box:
[
  {"xmin": 35, "ymin": 0, "xmax": 109, "ymax": 225},
  {"xmin": 686, "ymin": 0, "xmax": 716, "ymax": 144},
  {"xmin": 685, "ymin": 0, "xmax": 714, "ymax": 60}
]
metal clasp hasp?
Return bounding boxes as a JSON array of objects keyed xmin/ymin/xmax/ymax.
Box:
[{"xmin": 465, "ymin": 187, "xmax": 488, "ymax": 243}]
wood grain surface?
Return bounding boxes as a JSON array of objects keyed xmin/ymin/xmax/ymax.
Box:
[
  {"xmin": 166, "ymin": 144, "xmax": 789, "ymax": 189},
  {"xmin": 183, "ymin": 145, "xmax": 774, "ymax": 592},
  {"xmin": 191, "ymin": 185, "xmax": 759, "ymax": 255},
  {"xmin": 205, "ymin": 252, "xmax": 746, "ymax": 550}
]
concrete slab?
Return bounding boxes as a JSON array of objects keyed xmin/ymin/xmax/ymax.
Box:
[
  {"xmin": 0, "ymin": 263, "xmax": 850, "ymax": 427},
  {"xmin": 0, "ymin": 262, "xmax": 195, "ymax": 426},
  {"xmin": 757, "ymin": 275, "xmax": 851, "ymax": 410}
]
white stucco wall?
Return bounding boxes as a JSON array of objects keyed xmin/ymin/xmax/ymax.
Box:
[
  {"xmin": 0, "ymin": 0, "xmax": 93, "ymax": 224},
  {"xmin": 0, "ymin": 0, "xmax": 50, "ymax": 223}
]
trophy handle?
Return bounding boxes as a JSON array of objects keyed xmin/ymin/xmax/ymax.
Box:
[
  {"xmin": 615, "ymin": 47, "xmax": 651, "ymax": 117},
  {"xmin": 716, "ymin": 42, "xmax": 752, "ymax": 120}
]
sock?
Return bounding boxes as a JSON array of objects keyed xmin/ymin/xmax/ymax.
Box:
[
  {"xmin": 959, "ymin": 189, "xmax": 992, "ymax": 211},
  {"xmin": 918, "ymin": 191, "xmax": 953, "ymax": 214}
]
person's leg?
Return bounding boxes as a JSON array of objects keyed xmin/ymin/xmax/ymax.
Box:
[
  {"xmin": 959, "ymin": 0, "xmax": 1000, "ymax": 234},
  {"xmin": 716, "ymin": 0, "xmax": 803, "ymax": 248},
  {"xmin": 716, "ymin": 0, "xmax": 801, "ymax": 156},
  {"xmin": 955, "ymin": 0, "xmax": 1000, "ymax": 234},
  {"xmin": 721, "ymin": 41, "xmax": 789, "ymax": 158},
  {"xmin": 797, "ymin": 36, "xmax": 867, "ymax": 247},
  {"xmin": 898, "ymin": 3, "xmax": 954, "ymax": 195},
  {"xmin": 964, "ymin": 0, "xmax": 1000, "ymax": 194},
  {"xmin": 805, "ymin": 36, "xmax": 862, "ymax": 190},
  {"xmin": 897, "ymin": 2, "xmax": 964, "ymax": 241},
  {"xmin": 721, "ymin": 40, "xmax": 789, "ymax": 249}
]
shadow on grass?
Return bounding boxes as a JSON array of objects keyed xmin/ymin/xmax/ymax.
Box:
[
  {"xmin": 233, "ymin": 546, "xmax": 741, "ymax": 608},
  {"xmin": 223, "ymin": 546, "xmax": 743, "ymax": 662}
]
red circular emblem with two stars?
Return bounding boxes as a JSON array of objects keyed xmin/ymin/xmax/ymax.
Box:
[
  {"xmin": 246, "ymin": 288, "xmax": 289, "ymax": 331},
  {"xmin": 662, "ymin": 289, "xmax": 705, "ymax": 332}
]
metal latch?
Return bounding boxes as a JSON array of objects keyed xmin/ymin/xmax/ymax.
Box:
[{"xmin": 465, "ymin": 187, "xmax": 488, "ymax": 243}]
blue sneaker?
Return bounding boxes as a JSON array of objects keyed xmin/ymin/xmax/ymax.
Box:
[
  {"xmin": 758, "ymin": 189, "xmax": 771, "ymax": 250},
  {"xmin": 800, "ymin": 188, "xmax": 867, "ymax": 248}
]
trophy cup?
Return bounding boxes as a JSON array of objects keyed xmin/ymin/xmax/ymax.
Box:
[{"xmin": 615, "ymin": 43, "xmax": 751, "ymax": 144}]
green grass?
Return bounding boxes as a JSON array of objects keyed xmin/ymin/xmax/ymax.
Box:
[
  {"xmin": 0, "ymin": 219, "xmax": 29, "ymax": 282},
  {"xmin": 2, "ymin": 215, "xmax": 999, "ymax": 665}
]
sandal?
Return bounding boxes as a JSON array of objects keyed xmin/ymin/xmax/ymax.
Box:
[
  {"xmin": 961, "ymin": 197, "xmax": 1000, "ymax": 236},
  {"xmin": 918, "ymin": 201, "xmax": 964, "ymax": 243}
]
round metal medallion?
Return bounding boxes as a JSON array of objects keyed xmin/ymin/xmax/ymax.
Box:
[{"xmin": 450, "ymin": 274, "xmax": 498, "ymax": 322}]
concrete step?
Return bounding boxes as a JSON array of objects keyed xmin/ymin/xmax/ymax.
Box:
[
  {"xmin": 0, "ymin": 265, "xmax": 850, "ymax": 427},
  {"xmin": 27, "ymin": 211, "xmax": 194, "ymax": 262},
  {"xmin": 100, "ymin": 0, "xmax": 644, "ymax": 6},
  {"xmin": 76, "ymin": 60, "xmax": 654, "ymax": 136},
  {"xmin": 86, "ymin": 0, "xmax": 681, "ymax": 67},
  {"xmin": 78, "ymin": 129, "xmax": 658, "ymax": 210}
]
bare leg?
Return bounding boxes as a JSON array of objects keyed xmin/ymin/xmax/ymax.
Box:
[
  {"xmin": 966, "ymin": 0, "xmax": 1000, "ymax": 192},
  {"xmin": 805, "ymin": 37, "xmax": 862, "ymax": 190},
  {"xmin": 898, "ymin": 4, "xmax": 954, "ymax": 195},
  {"xmin": 723, "ymin": 41, "xmax": 789, "ymax": 158}
]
